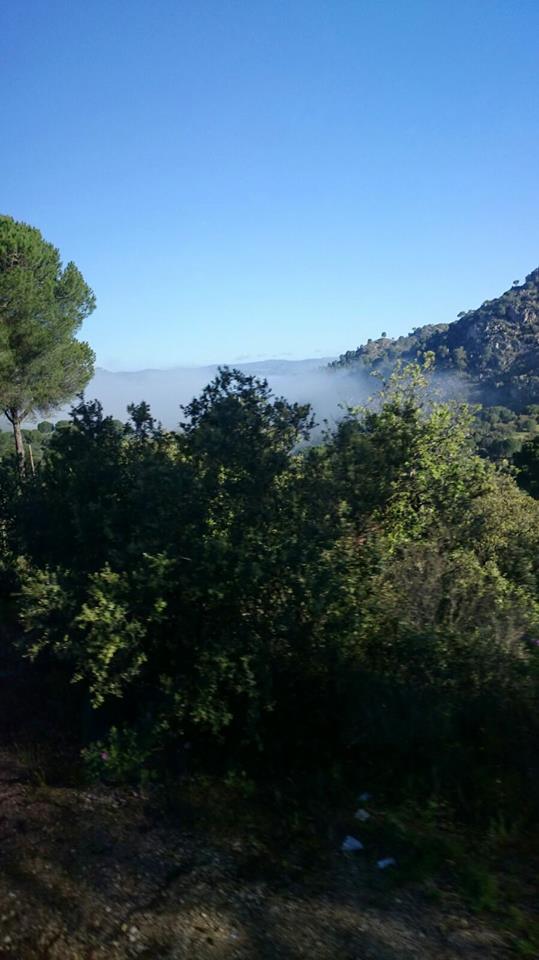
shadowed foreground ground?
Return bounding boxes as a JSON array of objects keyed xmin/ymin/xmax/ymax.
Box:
[{"xmin": 0, "ymin": 750, "xmax": 521, "ymax": 960}]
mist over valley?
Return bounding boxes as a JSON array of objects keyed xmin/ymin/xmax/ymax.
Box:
[{"xmin": 73, "ymin": 357, "xmax": 372, "ymax": 429}]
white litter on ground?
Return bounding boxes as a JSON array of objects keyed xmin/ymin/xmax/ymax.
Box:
[{"xmin": 341, "ymin": 835, "xmax": 364, "ymax": 852}]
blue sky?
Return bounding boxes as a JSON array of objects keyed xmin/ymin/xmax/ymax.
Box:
[{"xmin": 3, "ymin": 0, "xmax": 539, "ymax": 370}]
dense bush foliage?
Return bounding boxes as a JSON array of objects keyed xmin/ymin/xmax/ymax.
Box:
[
  {"xmin": 471, "ymin": 403, "xmax": 539, "ymax": 461},
  {"xmin": 1, "ymin": 362, "xmax": 538, "ymax": 818},
  {"xmin": 514, "ymin": 433, "xmax": 539, "ymax": 498}
]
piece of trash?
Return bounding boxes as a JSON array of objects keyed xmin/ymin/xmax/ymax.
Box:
[
  {"xmin": 358, "ymin": 792, "xmax": 372, "ymax": 802},
  {"xmin": 354, "ymin": 808, "xmax": 370, "ymax": 822},
  {"xmin": 341, "ymin": 835, "xmax": 364, "ymax": 852},
  {"xmin": 377, "ymin": 857, "xmax": 397, "ymax": 869}
]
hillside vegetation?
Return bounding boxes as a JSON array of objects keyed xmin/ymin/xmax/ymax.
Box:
[{"xmin": 332, "ymin": 268, "xmax": 539, "ymax": 408}]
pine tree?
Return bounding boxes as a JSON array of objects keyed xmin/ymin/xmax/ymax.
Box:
[{"xmin": 0, "ymin": 216, "xmax": 95, "ymax": 473}]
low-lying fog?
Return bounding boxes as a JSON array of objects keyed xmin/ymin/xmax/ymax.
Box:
[{"xmin": 71, "ymin": 359, "xmax": 373, "ymax": 430}]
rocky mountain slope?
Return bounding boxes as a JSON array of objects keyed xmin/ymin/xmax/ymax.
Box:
[{"xmin": 331, "ymin": 268, "xmax": 539, "ymax": 408}]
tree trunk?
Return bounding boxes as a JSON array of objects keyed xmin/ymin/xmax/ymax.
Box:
[
  {"xmin": 27, "ymin": 443, "xmax": 35, "ymax": 477},
  {"xmin": 9, "ymin": 410, "xmax": 25, "ymax": 477}
]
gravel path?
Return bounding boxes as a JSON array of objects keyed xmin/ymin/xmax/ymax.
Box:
[{"xmin": 0, "ymin": 751, "xmax": 516, "ymax": 960}]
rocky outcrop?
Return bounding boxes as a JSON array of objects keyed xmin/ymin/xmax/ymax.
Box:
[{"xmin": 331, "ymin": 268, "xmax": 539, "ymax": 408}]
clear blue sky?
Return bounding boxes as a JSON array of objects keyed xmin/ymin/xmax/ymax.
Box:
[{"xmin": 3, "ymin": 0, "xmax": 539, "ymax": 369}]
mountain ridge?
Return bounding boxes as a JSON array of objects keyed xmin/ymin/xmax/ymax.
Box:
[
  {"xmin": 331, "ymin": 267, "xmax": 539, "ymax": 407},
  {"xmin": 94, "ymin": 357, "xmax": 334, "ymax": 378}
]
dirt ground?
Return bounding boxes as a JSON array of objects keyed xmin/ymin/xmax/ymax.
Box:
[{"xmin": 0, "ymin": 747, "xmax": 522, "ymax": 960}]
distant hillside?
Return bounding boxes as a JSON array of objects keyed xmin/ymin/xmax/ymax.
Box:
[{"xmin": 331, "ymin": 268, "xmax": 539, "ymax": 407}]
